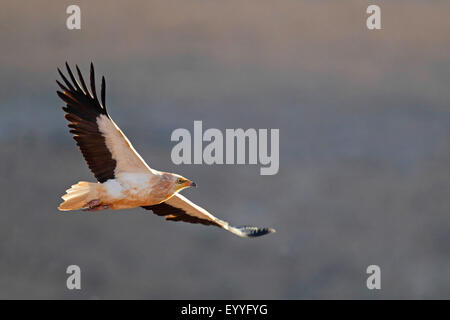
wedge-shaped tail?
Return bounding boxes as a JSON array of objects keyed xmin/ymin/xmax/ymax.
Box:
[{"xmin": 59, "ymin": 181, "xmax": 100, "ymax": 211}]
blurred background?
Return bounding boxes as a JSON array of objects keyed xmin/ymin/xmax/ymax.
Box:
[{"xmin": 0, "ymin": 0, "xmax": 449, "ymax": 299}]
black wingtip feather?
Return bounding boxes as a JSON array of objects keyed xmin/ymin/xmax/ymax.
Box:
[
  {"xmin": 76, "ymin": 64, "xmax": 90, "ymax": 97},
  {"xmin": 90, "ymin": 63, "xmax": 98, "ymax": 102},
  {"xmin": 56, "ymin": 80, "xmax": 69, "ymax": 92},
  {"xmin": 234, "ymin": 226, "xmax": 276, "ymax": 238},
  {"xmin": 56, "ymin": 90, "xmax": 67, "ymax": 100},
  {"xmin": 57, "ymin": 67, "xmax": 75, "ymax": 92},
  {"xmin": 57, "ymin": 63, "xmax": 108, "ymax": 117},
  {"xmin": 65, "ymin": 62, "xmax": 81, "ymax": 92},
  {"xmin": 101, "ymin": 76, "xmax": 106, "ymax": 108}
]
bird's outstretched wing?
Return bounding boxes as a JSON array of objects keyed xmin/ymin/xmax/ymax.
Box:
[
  {"xmin": 142, "ymin": 194, "xmax": 275, "ymax": 238},
  {"xmin": 56, "ymin": 63, "xmax": 154, "ymax": 182}
]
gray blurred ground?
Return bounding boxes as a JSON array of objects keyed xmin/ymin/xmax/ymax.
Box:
[{"xmin": 0, "ymin": 0, "xmax": 449, "ymax": 299}]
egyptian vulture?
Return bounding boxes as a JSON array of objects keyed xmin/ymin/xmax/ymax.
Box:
[{"xmin": 56, "ymin": 63, "xmax": 275, "ymax": 238}]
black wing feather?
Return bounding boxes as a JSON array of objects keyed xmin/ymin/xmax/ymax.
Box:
[
  {"xmin": 142, "ymin": 202, "xmax": 275, "ymax": 238},
  {"xmin": 76, "ymin": 65, "xmax": 90, "ymax": 95},
  {"xmin": 57, "ymin": 63, "xmax": 116, "ymax": 183},
  {"xmin": 90, "ymin": 63, "xmax": 99, "ymax": 103},
  {"xmin": 101, "ymin": 76, "xmax": 106, "ymax": 109},
  {"xmin": 141, "ymin": 203, "xmax": 221, "ymax": 227}
]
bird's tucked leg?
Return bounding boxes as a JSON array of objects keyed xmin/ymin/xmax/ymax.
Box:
[{"xmin": 82, "ymin": 199, "xmax": 109, "ymax": 212}]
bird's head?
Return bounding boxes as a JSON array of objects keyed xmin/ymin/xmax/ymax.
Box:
[{"xmin": 169, "ymin": 174, "xmax": 196, "ymax": 192}]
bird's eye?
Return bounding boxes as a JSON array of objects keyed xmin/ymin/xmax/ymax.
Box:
[{"xmin": 177, "ymin": 178, "xmax": 185, "ymax": 184}]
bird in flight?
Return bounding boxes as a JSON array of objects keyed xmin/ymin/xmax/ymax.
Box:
[{"xmin": 56, "ymin": 63, "xmax": 275, "ymax": 238}]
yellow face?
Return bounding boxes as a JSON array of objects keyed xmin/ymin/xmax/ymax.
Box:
[{"xmin": 174, "ymin": 177, "xmax": 196, "ymax": 191}]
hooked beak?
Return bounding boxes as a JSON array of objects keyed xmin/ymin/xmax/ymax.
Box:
[{"xmin": 189, "ymin": 181, "xmax": 197, "ymax": 188}]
